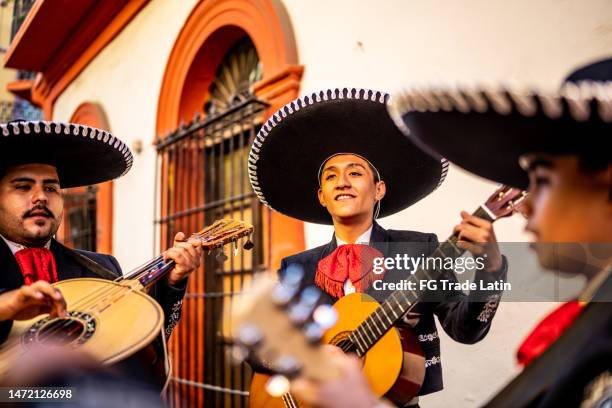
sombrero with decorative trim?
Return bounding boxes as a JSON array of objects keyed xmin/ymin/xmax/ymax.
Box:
[
  {"xmin": 0, "ymin": 120, "xmax": 133, "ymax": 188},
  {"xmin": 387, "ymin": 59, "xmax": 612, "ymax": 190},
  {"xmin": 248, "ymin": 88, "xmax": 447, "ymax": 225}
]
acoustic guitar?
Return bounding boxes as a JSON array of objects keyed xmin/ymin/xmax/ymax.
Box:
[
  {"xmin": 0, "ymin": 219, "xmax": 254, "ymax": 383},
  {"xmin": 248, "ymin": 186, "xmax": 526, "ymax": 407}
]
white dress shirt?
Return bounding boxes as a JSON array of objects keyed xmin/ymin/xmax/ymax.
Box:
[{"xmin": 0, "ymin": 235, "xmax": 51, "ymax": 256}]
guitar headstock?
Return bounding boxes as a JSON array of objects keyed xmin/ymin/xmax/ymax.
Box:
[
  {"xmin": 189, "ymin": 219, "xmax": 254, "ymax": 251},
  {"xmin": 228, "ymin": 269, "xmax": 340, "ymax": 386},
  {"xmin": 483, "ymin": 185, "xmax": 527, "ymax": 220}
]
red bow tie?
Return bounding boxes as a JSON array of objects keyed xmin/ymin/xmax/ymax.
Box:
[
  {"xmin": 516, "ymin": 300, "xmax": 584, "ymax": 366},
  {"xmin": 14, "ymin": 247, "xmax": 59, "ymax": 285},
  {"xmin": 315, "ymin": 244, "xmax": 385, "ymax": 298}
]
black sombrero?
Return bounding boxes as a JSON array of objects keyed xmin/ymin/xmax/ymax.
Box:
[
  {"xmin": 248, "ymin": 88, "xmax": 447, "ymax": 224},
  {"xmin": 0, "ymin": 121, "xmax": 133, "ymax": 188},
  {"xmin": 388, "ymin": 60, "xmax": 612, "ymax": 190}
]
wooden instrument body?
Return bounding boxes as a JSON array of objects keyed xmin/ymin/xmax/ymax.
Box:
[
  {"xmin": 0, "ymin": 278, "xmax": 164, "ymax": 379},
  {"xmin": 249, "ymin": 292, "xmax": 425, "ymax": 407}
]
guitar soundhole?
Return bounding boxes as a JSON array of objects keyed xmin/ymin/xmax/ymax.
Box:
[
  {"xmin": 329, "ymin": 332, "xmax": 358, "ymax": 354},
  {"xmin": 335, "ymin": 338, "xmax": 357, "ymax": 354},
  {"xmin": 23, "ymin": 311, "xmax": 97, "ymax": 348}
]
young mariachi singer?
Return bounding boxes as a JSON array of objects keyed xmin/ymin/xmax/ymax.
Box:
[
  {"xmin": 0, "ymin": 120, "xmax": 201, "ymax": 384},
  {"xmin": 247, "ymin": 88, "xmax": 509, "ymax": 407},
  {"xmin": 292, "ymin": 59, "xmax": 612, "ymax": 408}
]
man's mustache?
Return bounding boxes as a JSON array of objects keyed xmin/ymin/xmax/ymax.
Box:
[{"xmin": 23, "ymin": 205, "xmax": 55, "ymax": 219}]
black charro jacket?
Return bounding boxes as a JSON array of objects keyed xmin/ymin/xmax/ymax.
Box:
[
  {"xmin": 0, "ymin": 238, "xmax": 186, "ymax": 348},
  {"xmin": 278, "ymin": 222, "xmax": 508, "ymax": 398}
]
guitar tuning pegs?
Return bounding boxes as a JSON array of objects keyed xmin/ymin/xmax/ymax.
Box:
[
  {"xmin": 265, "ymin": 375, "xmax": 290, "ymax": 397},
  {"xmin": 272, "ymin": 356, "xmax": 301, "ymax": 377},
  {"xmin": 283, "ymin": 264, "xmax": 305, "ymax": 286},
  {"xmin": 272, "ymin": 282, "xmax": 300, "ymax": 306},
  {"xmin": 229, "ymin": 344, "xmax": 249, "ymax": 363},
  {"xmin": 216, "ymin": 248, "xmax": 228, "ymax": 263},
  {"xmin": 303, "ymin": 321, "xmax": 325, "ymax": 343},
  {"xmin": 313, "ymin": 304, "xmax": 338, "ymax": 330},
  {"xmin": 237, "ymin": 323, "xmax": 263, "ymax": 348},
  {"xmin": 243, "ymin": 235, "xmax": 254, "ymax": 250},
  {"xmin": 287, "ymin": 286, "xmax": 322, "ymax": 325},
  {"xmin": 233, "ymin": 240, "xmax": 239, "ymax": 256},
  {"xmin": 272, "ymin": 264, "xmax": 305, "ymax": 306}
]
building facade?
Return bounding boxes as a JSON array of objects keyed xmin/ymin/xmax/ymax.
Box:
[{"xmin": 3, "ymin": 0, "xmax": 612, "ymax": 406}]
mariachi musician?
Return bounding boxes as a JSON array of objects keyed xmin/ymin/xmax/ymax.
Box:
[
  {"xmin": 247, "ymin": 89, "xmax": 509, "ymax": 407},
  {"xmin": 0, "ymin": 120, "xmax": 201, "ymax": 384},
  {"xmin": 389, "ymin": 57, "xmax": 612, "ymax": 408},
  {"xmin": 291, "ymin": 59, "xmax": 612, "ymax": 407}
]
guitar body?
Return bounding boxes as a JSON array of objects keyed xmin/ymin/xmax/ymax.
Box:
[
  {"xmin": 249, "ymin": 293, "xmax": 425, "ymax": 407},
  {"xmin": 0, "ymin": 278, "xmax": 164, "ymax": 379}
]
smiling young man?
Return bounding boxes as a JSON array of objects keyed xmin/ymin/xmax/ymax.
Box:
[
  {"xmin": 247, "ymin": 88, "xmax": 508, "ymax": 407},
  {"xmin": 0, "ymin": 121, "xmax": 201, "ymax": 386},
  {"xmin": 287, "ymin": 61, "xmax": 611, "ymax": 408}
]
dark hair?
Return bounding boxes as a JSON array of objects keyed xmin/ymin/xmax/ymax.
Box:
[
  {"xmin": 577, "ymin": 155, "xmax": 611, "ymax": 174},
  {"xmin": 366, "ymin": 161, "xmax": 380, "ymax": 184}
]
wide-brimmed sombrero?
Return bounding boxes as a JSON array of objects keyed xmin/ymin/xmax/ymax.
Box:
[
  {"xmin": 387, "ymin": 59, "xmax": 612, "ymax": 190},
  {"xmin": 248, "ymin": 88, "xmax": 447, "ymax": 224},
  {"xmin": 0, "ymin": 120, "xmax": 133, "ymax": 188}
]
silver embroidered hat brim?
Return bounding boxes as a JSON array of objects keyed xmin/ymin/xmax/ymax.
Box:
[
  {"xmin": 387, "ymin": 82, "xmax": 612, "ymax": 190},
  {"xmin": 248, "ymin": 88, "xmax": 448, "ymax": 225},
  {"xmin": 0, "ymin": 121, "xmax": 133, "ymax": 188}
]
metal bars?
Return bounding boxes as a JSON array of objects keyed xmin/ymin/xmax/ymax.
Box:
[{"xmin": 155, "ymin": 98, "xmax": 269, "ymax": 407}]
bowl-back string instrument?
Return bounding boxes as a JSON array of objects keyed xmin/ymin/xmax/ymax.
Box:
[{"xmin": 0, "ymin": 219, "xmax": 254, "ymax": 360}]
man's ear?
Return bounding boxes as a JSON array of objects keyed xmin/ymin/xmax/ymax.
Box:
[
  {"xmin": 375, "ymin": 181, "xmax": 386, "ymax": 201},
  {"xmin": 317, "ymin": 188, "xmax": 326, "ymax": 207}
]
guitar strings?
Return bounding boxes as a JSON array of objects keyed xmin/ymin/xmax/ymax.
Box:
[
  {"xmin": 4, "ymin": 221, "xmax": 240, "ymax": 356},
  {"xmin": 42, "ymin": 221, "xmax": 242, "ymax": 340},
  {"xmin": 0, "ymin": 221, "xmax": 248, "ymax": 360}
]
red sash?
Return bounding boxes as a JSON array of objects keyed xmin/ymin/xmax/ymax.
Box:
[
  {"xmin": 14, "ymin": 247, "xmax": 59, "ymax": 285},
  {"xmin": 315, "ymin": 244, "xmax": 385, "ymax": 298}
]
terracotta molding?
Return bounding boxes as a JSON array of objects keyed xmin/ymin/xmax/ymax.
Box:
[
  {"xmin": 156, "ymin": 0, "xmax": 305, "ymax": 271},
  {"xmin": 2, "ymin": 0, "xmax": 44, "ymax": 66},
  {"xmin": 68, "ymin": 102, "xmax": 114, "ymax": 254},
  {"xmin": 20, "ymin": 0, "xmax": 149, "ymax": 114},
  {"xmin": 156, "ymin": 0, "xmax": 301, "ymax": 136},
  {"xmin": 5, "ymin": 79, "xmax": 34, "ymax": 101}
]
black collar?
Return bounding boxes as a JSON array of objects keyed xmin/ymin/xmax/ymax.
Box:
[{"xmin": 320, "ymin": 221, "xmax": 391, "ymax": 261}]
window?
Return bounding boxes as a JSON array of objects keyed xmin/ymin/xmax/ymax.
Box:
[{"xmin": 156, "ymin": 37, "xmax": 268, "ymax": 408}]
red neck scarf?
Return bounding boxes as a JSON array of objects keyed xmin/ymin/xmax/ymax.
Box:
[
  {"xmin": 516, "ymin": 300, "xmax": 584, "ymax": 366},
  {"xmin": 14, "ymin": 247, "xmax": 59, "ymax": 285},
  {"xmin": 315, "ymin": 244, "xmax": 385, "ymax": 298}
]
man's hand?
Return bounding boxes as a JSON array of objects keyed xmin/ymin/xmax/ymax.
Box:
[
  {"xmin": 0, "ymin": 281, "xmax": 66, "ymax": 321},
  {"xmin": 453, "ymin": 211, "xmax": 503, "ymax": 272},
  {"xmin": 164, "ymin": 232, "xmax": 203, "ymax": 286},
  {"xmin": 291, "ymin": 346, "xmax": 384, "ymax": 408}
]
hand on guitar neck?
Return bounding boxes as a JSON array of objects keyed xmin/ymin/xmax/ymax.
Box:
[
  {"xmin": 453, "ymin": 210, "xmax": 503, "ymax": 273},
  {"xmin": 162, "ymin": 231, "xmax": 204, "ymax": 286}
]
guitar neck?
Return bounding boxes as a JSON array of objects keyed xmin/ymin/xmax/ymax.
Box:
[
  {"xmin": 350, "ymin": 205, "xmax": 495, "ymax": 355},
  {"xmin": 119, "ymin": 220, "xmax": 254, "ymax": 288},
  {"xmin": 121, "ymin": 255, "xmax": 177, "ymax": 288}
]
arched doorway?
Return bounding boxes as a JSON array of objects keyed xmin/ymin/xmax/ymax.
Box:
[
  {"xmin": 57, "ymin": 102, "xmax": 113, "ymax": 254},
  {"xmin": 155, "ymin": 1, "xmax": 303, "ymax": 406}
]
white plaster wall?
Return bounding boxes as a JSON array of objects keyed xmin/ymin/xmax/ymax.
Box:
[
  {"xmin": 49, "ymin": 0, "xmax": 612, "ymax": 406},
  {"xmin": 53, "ymin": 0, "xmax": 198, "ymax": 271},
  {"xmin": 280, "ymin": 0, "xmax": 612, "ymax": 406}
]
